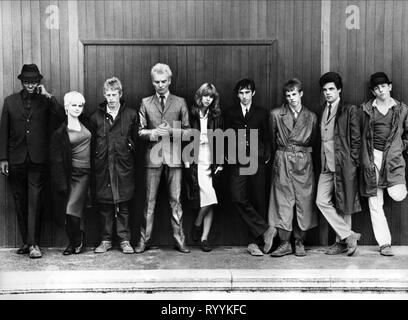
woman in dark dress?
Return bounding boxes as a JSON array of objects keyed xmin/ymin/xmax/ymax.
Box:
[
  {"xmin": 184, "ymin": 83, "xmax": 223, "ymax": 252},
  {"xmin": 50, "ymin": 91, "xmax": 92, "ymax": 255}
]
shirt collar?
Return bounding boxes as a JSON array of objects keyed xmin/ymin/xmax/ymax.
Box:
[
  {"xmin": 289, "ymin": 104, "xmax": 302, "ymax": 117},
  {"xmin": 372, "ymin": 98, "xmax": 396, "ymax": 109},
  {"xmin": 327, "ymin": 96, "xmax": 340, "ymax": 110},
  {"xmin": 21, "ymin": 89, "xmax": 35, "ymax": 100},
  {"xmin": 106, "ymin": 104, "xmax": 120, "ymax": 118},
  {"xmin": 241, "ymin": 103, "xmax": 252, "ymax": 115},
  {"xmin": 156, "ymin": 91, "xmax": 170, "ymax": 103},
  {"xmin": 199, "ymin": 108, "xmax": 209, "ymax": 119}
]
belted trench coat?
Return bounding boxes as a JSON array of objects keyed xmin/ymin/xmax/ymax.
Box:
[{"xmin": 268, "ymin": 104, "xmax": 318, "ymax": 231}]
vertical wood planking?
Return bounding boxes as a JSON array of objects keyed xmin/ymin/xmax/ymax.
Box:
[
  {"xmin": 302, "ymin": 1, "xmax": 313, "ymax": 109},
  {"xmin": 266, "ymin": 0, "xmax": 277, "ymax": 107},
  {"xmin": 284, "ymin": 0, "xmax": 294, "ymax": 81},
  {"xmin": 113, "ymin": 1, "xmax": 124, "ymax": 95},
  {"xmin": 391, "ymin": 0, "xmax": 403, "ymax": 99},
  {"xmin": 11, "ymin": 1, "xmax": 23, "ymax": 92},
  {"xmin": 22, "ymin": 1, "xmax": 32, "ymax": 63},
  {"xmin": 374, "ymin": 0, "xmax": 385, "ymax": 71},
  {"xmin": 346, "ymin": 1, "xmax": 357, "ymax": 109},
  {"xmin": 87, "ymin": 1, "xmax": 98, "ymax": 111},
  {"xmin": 59, "ymin": 1, "xmax": 70, "ymax": 97},
  {"xmin": 355, "ymin": 1, "xmax": 367, "ymax": 104},
  {"xmin": 68, "ymin": 0, "xmax": 79, "ymax": 92},
  {"xmin": 31, "ymin": 1, "xmax": 41, "ymax": 67},
  {"xmin": 10, "ymin": 1, "xmax": 23, "ymax": 245},
  {"xmin": 0, "ymin": 0, "xmax": 5, "ymax": 247},
  {"xmin": 293, "ymin": 0, "xmax": 303, "ymax": 81},
  {"xmin": 1, "ymin": 1, "xmax": 14, "ymax": 246},
  {"xmin": 310, "ymin": 0, "xmax": 321, "ymax": 109},
  {"xmin": 275, "ymin": 0, "xmax": 286, "ymax": 107}
]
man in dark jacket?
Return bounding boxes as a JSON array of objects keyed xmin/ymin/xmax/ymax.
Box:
[
  {"xmin": 0, "ymin": 64, "xmax": 65, "ymax": 258},
  {"xmin": 90, "ymin": 77, "xmax": 138, "ymax": 254},
  {"xmin": 359, "ymin": 72, "xmax": 408, "ymax": 256},
  {"xmin": 224, "ymin": 79, "xmax": 276, "ymax": 257},
  {"xmin": 315, "ymin": 72, "xmax": 362, "ymax": 256}
]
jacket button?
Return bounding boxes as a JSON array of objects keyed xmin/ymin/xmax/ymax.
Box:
[
  {"xmin": 26, "ymin": 130, "xmax": 29, "ymax": 134},
  {"xmin": 107, "ymin": 184, "xmax": 111, "ymax": 187}
]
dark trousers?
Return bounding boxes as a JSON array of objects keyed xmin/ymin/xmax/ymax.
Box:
[
  {"xmin": 66, "ymin": 214, "xmax": 81, "ymax": 247},
  {"xmin": 9, "ymin": 160, "xmax": 46, "ymax": 246},
  {"xmin": 230, "ymin": 163, "xmax": 268, "ymax": 243},
  {"xmin": 99, "ymin": 201, "xmax": 130, "ymax": 242}
]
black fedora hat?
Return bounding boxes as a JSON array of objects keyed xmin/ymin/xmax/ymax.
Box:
[
  {"xmin": 370, "ymin": 72, "xmax": 391, "ymax": 89},
  {"xmin": 17, "ymin": 64, "xmax": 43, "ymax": 82}
]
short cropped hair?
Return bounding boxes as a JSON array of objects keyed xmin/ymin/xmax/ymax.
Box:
[
  {"xmin": 234, "ymin": 78, "xmax": 256, "ymax": 94},
  {"xmin": 103, "ymin": 77, "xmax": 123, "ymax": 95},
  {"xmin": 283, "ymin": 78, "xmax": 303, "ymax": 95},
  {"xmin": 319, "ymin": 72, "xmax": 343, "ymax": 90},
  {"xmin": 64, "ymin": 91, "xmax": 85, "ymax": 108},
  {"xmin": 151, "ymin": 63, "xmax": 172, "ymax": 79}
]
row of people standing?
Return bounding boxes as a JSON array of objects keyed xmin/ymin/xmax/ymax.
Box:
[{"xmin": 0, "ymin": 63, "xmax": 407, "ymax": 259}]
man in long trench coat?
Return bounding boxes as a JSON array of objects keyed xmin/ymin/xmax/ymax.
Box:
[
  {"xmin": 268, "ymin": 78, "xmax": 318, "ymax": 257},
  {"xmin": 315, "ymin": 72, "xmax": 361, "ymax": 257}
]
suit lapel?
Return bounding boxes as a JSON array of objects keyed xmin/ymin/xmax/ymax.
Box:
[
  {"xmin": 153, "ymin": 94, "xmax": 163, "ymax": 114},
  {"xmin": 245, "ymin": 105, "xmax": 256, "ymax": 123},
  {"xmin": 281, "ymin": 105, "xmax": 294, "ymax": 131},
  {"xmin": 235, "ymin": 104, "xmax": 245, "ymax": 122},
  {"xmin": 334, "ymin": 99, "xmax": 343, "ymax": 124}
]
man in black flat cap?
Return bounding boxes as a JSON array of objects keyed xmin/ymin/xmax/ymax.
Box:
[{"xmin": 0, "ymin": 64, "xmax": 64, "ymax": 258}]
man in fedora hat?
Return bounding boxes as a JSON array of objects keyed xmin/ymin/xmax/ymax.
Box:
[
  {"xmin": 358, "ymin": 72, "xmax": 408, "ymax": 256},
  {"xmin": 0, "ymin": 63, "xmax": 65, "ymax": 258}
]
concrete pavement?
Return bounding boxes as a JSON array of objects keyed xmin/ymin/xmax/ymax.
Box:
[{"xmin": 1, "ymin": 246, "xmax": 408, "ymax": 298}]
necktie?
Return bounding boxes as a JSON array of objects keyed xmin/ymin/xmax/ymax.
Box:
[
  {"xmin": 160, "ymin": 95, "xmax": 165, "ymax": 111},
  {"xmin": 327, "ymin": 103, "xmax": 332, "ymax": 121},
  {"xmin": 244, "ymin": 107, "xmax": 249, "ymax": 119}
]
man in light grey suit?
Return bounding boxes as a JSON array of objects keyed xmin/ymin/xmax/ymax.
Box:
[{"xmin": 135, "ymin": 63, "xmax": 191, "ymax": 253}]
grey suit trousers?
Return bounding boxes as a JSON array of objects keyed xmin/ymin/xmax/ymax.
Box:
[{"xmin": 139, "ymin": 165, "xmax": 185, "ymax": 245}]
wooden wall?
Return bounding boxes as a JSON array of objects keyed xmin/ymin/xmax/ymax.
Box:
[
  {"xmin": 328, "ymin": 0, "xmax": 408, "ymax": 245},
  {"xmin": 8, "ymin": 0, "xmax": 407, "ymax": 247}
]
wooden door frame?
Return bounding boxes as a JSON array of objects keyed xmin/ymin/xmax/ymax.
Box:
[{"xmin": 79, "ymin": 39, "xmax": 276, "ymax": 108}]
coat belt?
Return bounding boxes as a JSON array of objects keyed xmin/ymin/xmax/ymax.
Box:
[{"xmin": 277, "ymin": 145, "xmax": 312, "ymax": 153}]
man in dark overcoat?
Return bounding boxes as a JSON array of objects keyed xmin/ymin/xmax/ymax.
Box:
[
  {"xmin": 90, "ymin": 77, "xmax": 138, "ymax": 254},
  {"xmin": 315, "ymin": 72, "xmax": 362, "ymax": 256},
  {"xmin": 0, "ymin": 64, "xmax": 65, "ymax": 258}
]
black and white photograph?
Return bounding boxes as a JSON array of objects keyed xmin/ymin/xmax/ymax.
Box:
[{"xmin": 0, "ymin": 0, "xmax": 408, "ymax": 308}]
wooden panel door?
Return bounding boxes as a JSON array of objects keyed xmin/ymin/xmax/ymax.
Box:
[{"xmin": 83, "ymin": 40, "xmax": 276, "ymax": 246}]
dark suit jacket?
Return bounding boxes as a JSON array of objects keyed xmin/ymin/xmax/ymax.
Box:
[
  {"xmin": 224, "ymin": 104, "xmax": 271, "ymax": 166},
  {"xmin": 0, "ymin": 90, "xmax": 65, "ymax": 164}
]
